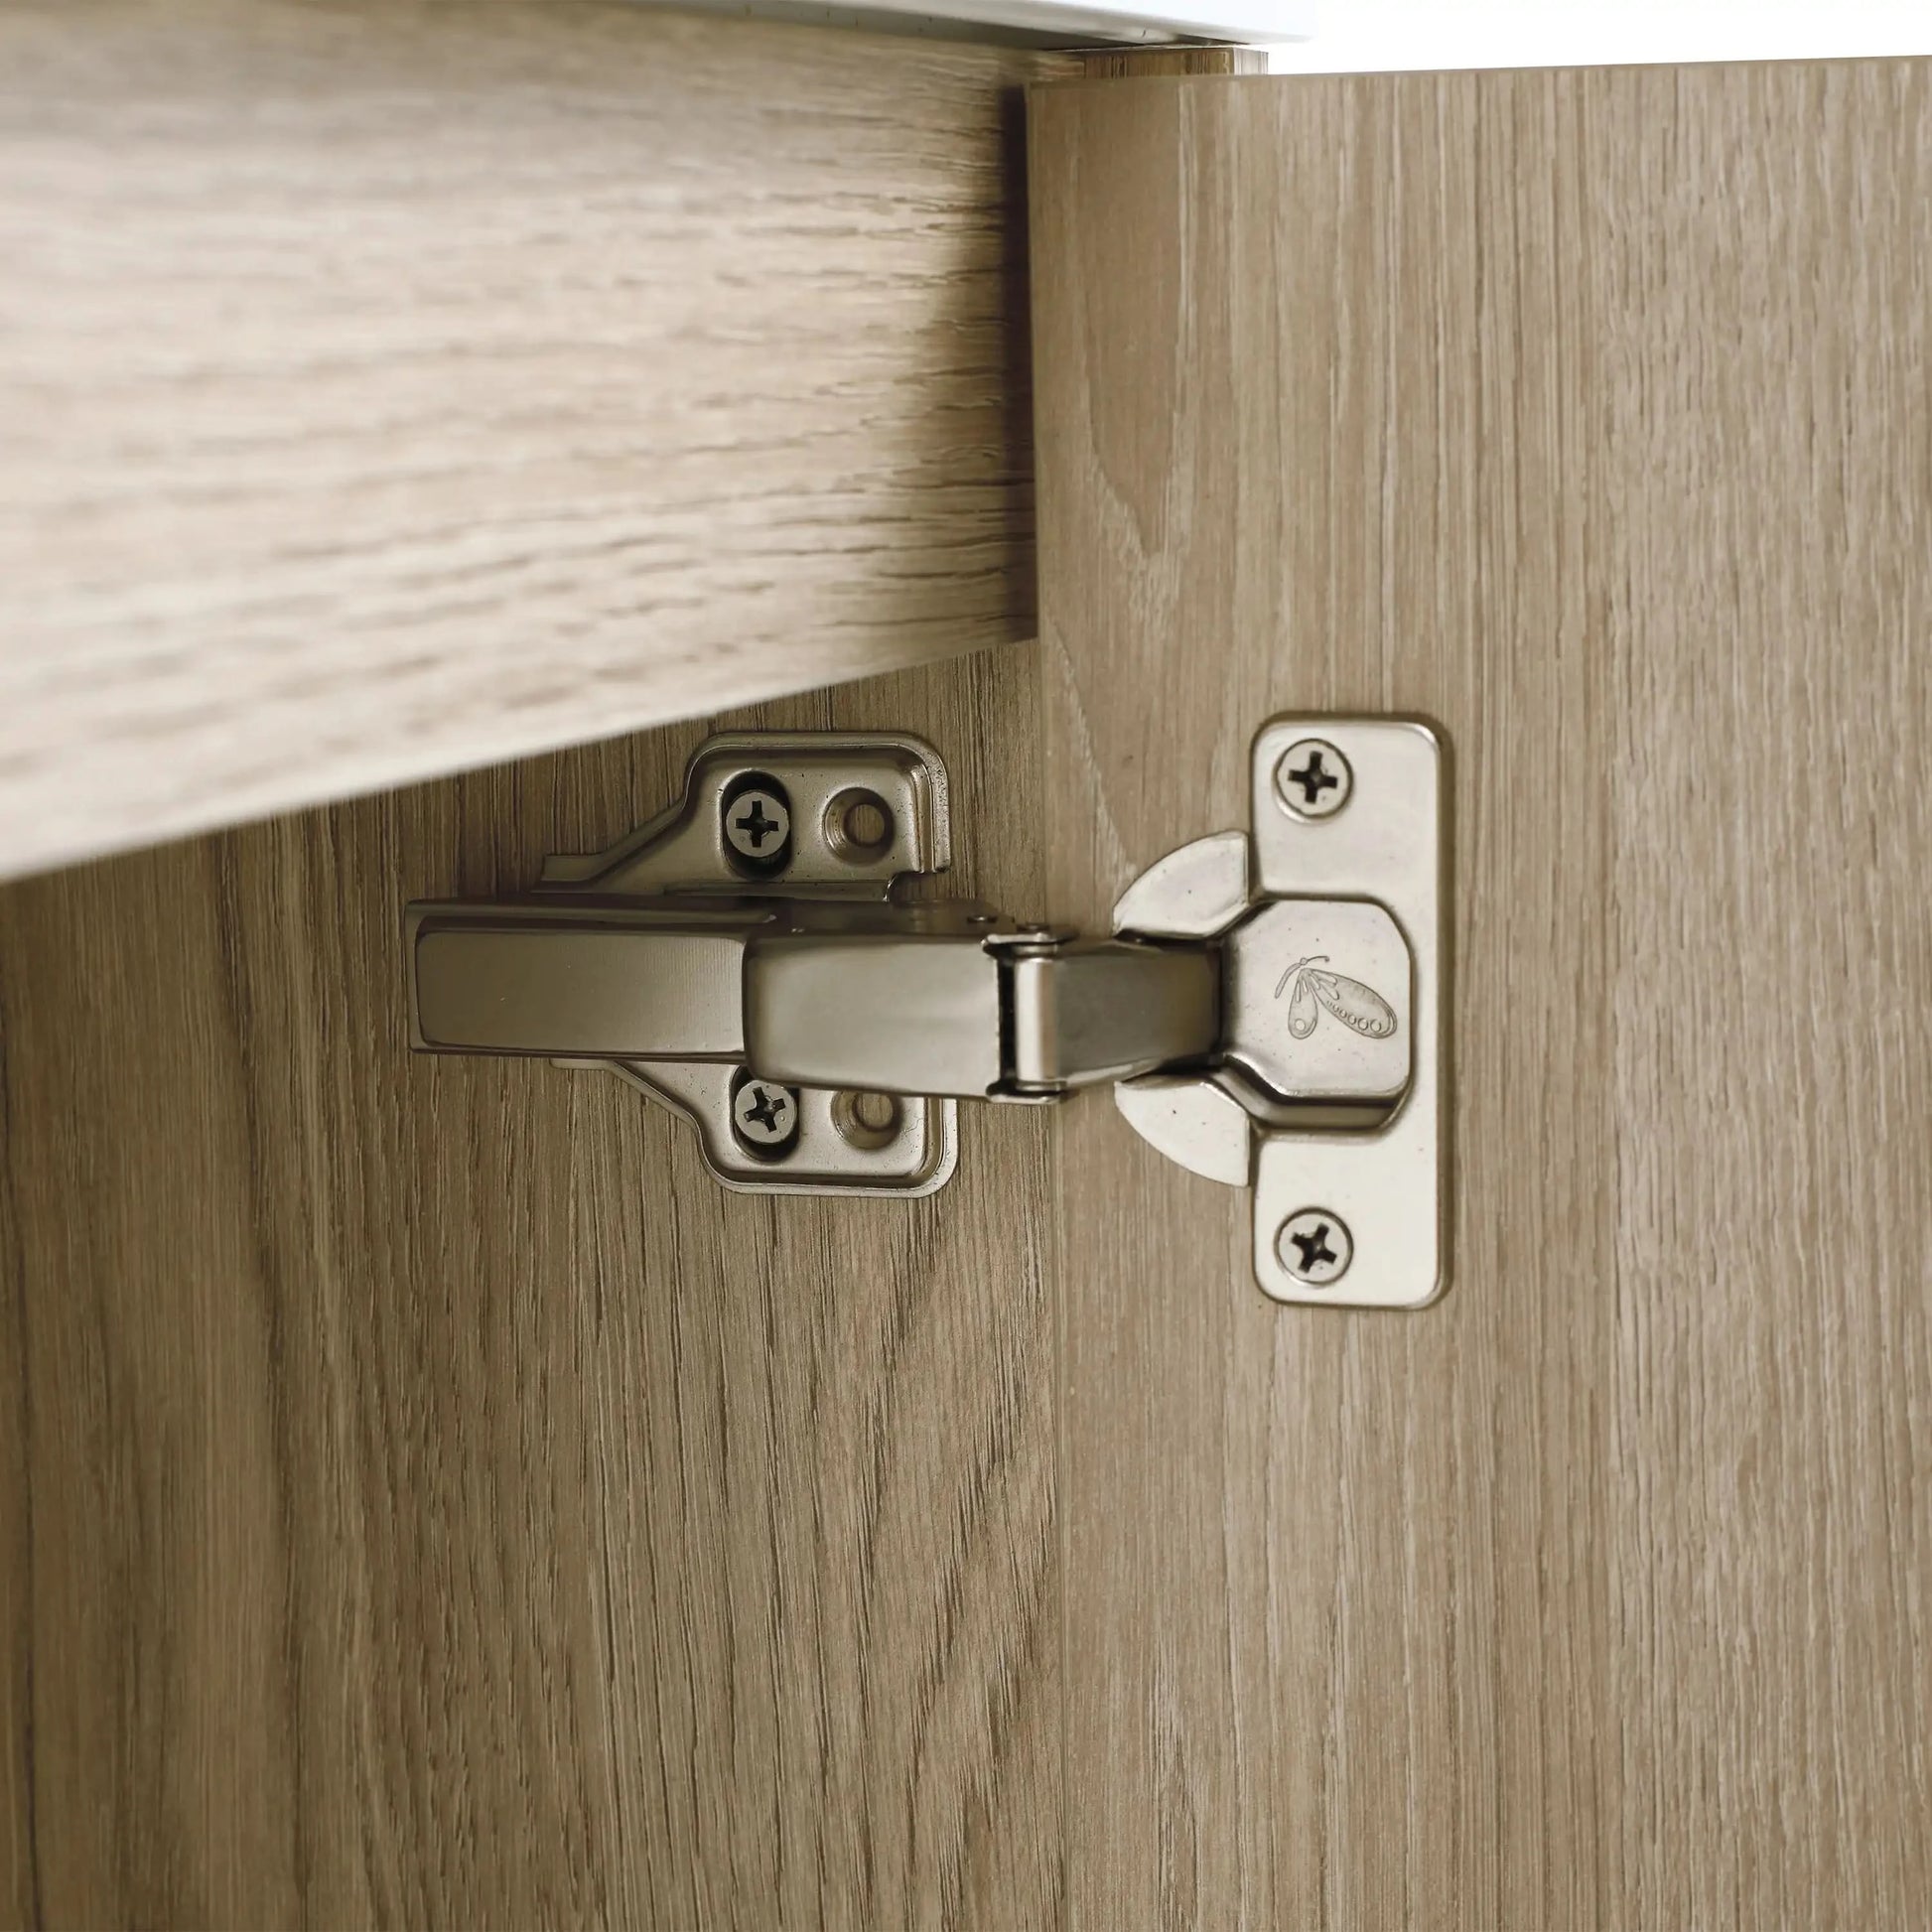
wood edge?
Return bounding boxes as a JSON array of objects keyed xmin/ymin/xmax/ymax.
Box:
[{"xmin": 1075, "ymin": 47, "xmax": 1266, "ymax": 77}]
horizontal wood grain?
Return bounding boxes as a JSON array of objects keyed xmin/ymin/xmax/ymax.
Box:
[
  {"xmin": 1032, "ymin": 58, "xmax": 1932, "ymax": 1928},
  {"xmin": 0, "ymin": 644, "xmax": 1060, "ymax": 1928},
  {"xmin": 0, "ymin": 0, "xmax": 1073, "ymax": 881}
]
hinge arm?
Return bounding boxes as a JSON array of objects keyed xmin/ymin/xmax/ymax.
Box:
[{"xmin": 410, "ymin": 899, "xmax": 1219, "ymax": 1100}]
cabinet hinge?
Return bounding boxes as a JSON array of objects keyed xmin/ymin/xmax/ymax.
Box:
[{"xmin": 405, "ymin": 720, "xmax": 1444, "ymax": 1307}]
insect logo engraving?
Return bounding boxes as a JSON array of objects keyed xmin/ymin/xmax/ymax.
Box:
[{"xmin": 1274, "ymin": 955, "xmax": 1399, "ymax": 1041}]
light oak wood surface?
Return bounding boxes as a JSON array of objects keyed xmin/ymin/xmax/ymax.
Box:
[
  {"xmin": 1031, "ymin": 59, "xmax": 1932, "ymax": 1928},
  {"xmin": 0, "ymin": 649, "xmax": 1059, "ymax": 1928},
  {"xmin": 0, "ymin": 0, "xmax": 1072, "ymax": 882},
  {"xmin": 7, "ymin": 50, "xmax": 1932, "ymax": 1931}
]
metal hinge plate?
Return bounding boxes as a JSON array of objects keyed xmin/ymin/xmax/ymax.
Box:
[{"xmin": 1112, "ymin": 720, "xmax": 1445, "ymax": 1309}]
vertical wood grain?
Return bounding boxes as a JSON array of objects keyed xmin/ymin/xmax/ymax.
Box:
[
  {"xmin": 1076, "ymin": 50, "xmax": 1267, "ymax": 77},
  {"xmin": 1605, "ymin": 63, "xmax": 1932, "ymax": 1922},
  {"xmin": 1031, "ymin": 60, "xmax": 1930, "ymax": 1928},
  {"xmin": 0, "ymin": 649, "xmax": 1060, "ymax": 1927}
]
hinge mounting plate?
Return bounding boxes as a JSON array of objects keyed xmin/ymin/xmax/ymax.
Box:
[{"xmin": 414, "ymin": 734, "xmax": 965, "ymax": 1196}]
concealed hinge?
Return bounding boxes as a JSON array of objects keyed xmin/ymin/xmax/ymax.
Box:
[{"xmin": 405, "ymin": 720, "xmax": 1445, "ymax": 1308}]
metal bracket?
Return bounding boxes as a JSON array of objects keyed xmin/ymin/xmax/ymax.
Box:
[
  {"xmin": 1110, "ymin": 720, "xmax": 1445, "ymax": 1309},
  {"xmin": 409, "ymin": 734, "xmax": 969, "ymax": 1197},
  {"xmin": 405, "ymin": 719, "xmax": 1445, "ymax": 1306}
]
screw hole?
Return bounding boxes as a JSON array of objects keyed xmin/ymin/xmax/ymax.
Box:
[
  {"xmin": 832, "ymin": 1089, "xmax": 901, "ymax": 1150},
  {"xmin": 823, "ymin": 788, "xmax": 895, "ymax": 863}
]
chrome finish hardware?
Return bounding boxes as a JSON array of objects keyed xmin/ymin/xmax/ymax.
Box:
[
  {"xmin": 1113, "ymin": 719, "xmax": 1445, "ymax": 1308},
  {"xmin": 405, "ymin": 719, "xmax": 1445, "ymax": 1306},
  {"xmin": 409, "ymin": 734, "xmax": 969, "ymax": 1197}
]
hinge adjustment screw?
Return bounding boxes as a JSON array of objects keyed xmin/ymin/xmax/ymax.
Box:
[
  {"xmin": 724, "ymin": 782, "xmax": 792, "ymax": 866},
  {"xmin": 731, "ymin": 1073, "xmax": 801, "ymax": 1156}
]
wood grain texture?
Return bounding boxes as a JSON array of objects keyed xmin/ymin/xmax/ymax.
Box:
[
  {"xmin": 1076, "ymin": 49, "xmax": 1267, "ymax": 77},
  {"xmin": 1031, "ymin": 60, "xmax": 1932, "ymax": 1928},
  {"xmin": 0, "ymin": 0, "xmax": 1073, "ymax": 882},
  {"xmin": 0, "ymin": 647, "xmax": 1060, "ymax": 1928}
]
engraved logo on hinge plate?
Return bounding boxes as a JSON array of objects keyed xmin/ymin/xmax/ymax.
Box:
[
  {"xmin": 1220, "ymin": 897, "xmax": 1412, "ymax": 1107},
  {"xmin": 1274, "ymin": 955, "xmax": 1399, "ymax": 1040}
]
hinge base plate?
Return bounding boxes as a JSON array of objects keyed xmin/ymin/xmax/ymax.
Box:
[{"xmin": 549, "ymin": 732, "xmax": 963, "ymax": 1196}]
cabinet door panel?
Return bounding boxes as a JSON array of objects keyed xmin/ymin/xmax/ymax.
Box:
[{"xmin": 1032, "ymin": 60, "xmax": 1932, "ymax": 1929}]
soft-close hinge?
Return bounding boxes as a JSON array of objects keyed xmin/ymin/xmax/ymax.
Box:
[{"xmin": 405, "ymin": 722, "xmax": 1445, "ymax": 1307}]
